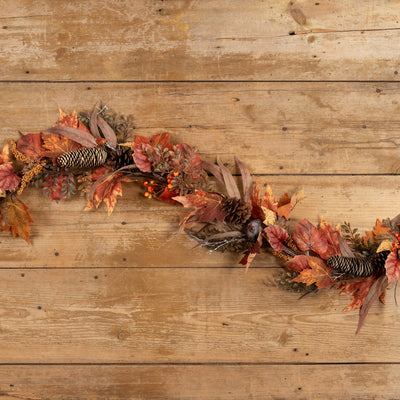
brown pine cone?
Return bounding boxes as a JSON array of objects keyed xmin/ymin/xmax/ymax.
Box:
[
  {"xmin": 110, "ymin": 146, "xmax": 134, "ymax": 170},
  {"xmin": 221, "ymin": 198, "xmax": 252, "ymax": 225}
]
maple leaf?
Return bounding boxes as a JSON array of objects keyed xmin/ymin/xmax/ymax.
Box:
[
  {"xmin": 285, "ymin": 255, "xmax": 309, "ymax": 272},
  {"xmin": 157, "ymin": 187, "xmax": 179, "ymax": 204},
  {"xmin": 239, "ymin": 232, "xmax": 262, "ymax": 272},
  {"xmin": 292, "ymin": 256, "xmax": 333, "ymax": 289},
  {"xmin": 261, "ymin": 184, "xmax": 277, "ymax": 212},
  {"xmin": 293, "ymin": 219, "xmax": 328, "ymax": 258},
  {"xmin": 319, "ymin": 217, "xmax": 342, "ymax": 258},
  {"xmin": 0, "ymin": 164, "xmax": 20, "ymax": 191},
  {"xmin": 41, "ymin": 134, "xmax": 83, "ymax": 160},
  {"xmin": 17, "ymin": 132, "xmax": 43, "ymax": 160},
  {"xmin": 174, "ymin": 190, "xmax": 227, "ymax": 223},
  {"xmin": 264, "ymin": 225, "xmax": 288, "ymax": 252},
  {"xmin": 0, "ymin": 198, "xmax": 33, "ymax": 243},
  {"xmin": 42, "ymin": 170, "xmax": 76, "ymax": 201},
  {"xmin": 363, "ymin": 219, "xmax": 390, "ymax": 246},
  {"xmin": 339, "ymin": 277, "xmax": 375, "ymax": 311},
  {"xmin": 276, "ymin": 192, "xmax": 292, "ymax": 220},
  {"xmin": 385, "ymin": 251, "xmax": 400, "ymax": 282},
  {"xmin": 58, "ymin": 109, "xmax": 90, "ymax": 133},
  {"xmin": 251, "ymin": 182, "xmax": 264, "ymax": 220},
  {"xmin": 85, "ymin": 167, "xmax": 131, "ymax": 215}
]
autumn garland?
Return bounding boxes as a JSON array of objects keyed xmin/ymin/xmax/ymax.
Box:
[{"xmin": 0, "ymin": 106, "xmax": 399, "ymax": 332}]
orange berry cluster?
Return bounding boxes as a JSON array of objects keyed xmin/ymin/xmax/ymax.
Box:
[
  {"xmin": 167, "ymin": 171, "xmax": 180, "ymax": 190},
  {"xmin": 392, "ymin": 232, "xmax": 400, "ymax": 253},
  {"xmin": 143, "ymin": 180, "xmax": 156, "ymax": 199}
]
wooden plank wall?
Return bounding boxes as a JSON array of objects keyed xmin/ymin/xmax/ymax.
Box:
[{"xmin": 1, "ymin": 1, "xmax": 400, "ymax": 398}]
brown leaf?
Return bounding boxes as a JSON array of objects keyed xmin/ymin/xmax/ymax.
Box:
[
  {"xmin": 0, "ymin": 144, "xmax": 10, "ymax": 164},
  {"xmin": 264, "ymin": 225, "xmax": 288, "ymax": 252},
  {"xmin": 356, "ymin": 275, "xmax": 388, "ymax": 334},
  {"xmin": 338, "ymin": 235, "xmax": 355, "ymax": 257},
  {"xmin": 97, "ymin": 115, "xmax": 117, "ymax": 148},
  {"xmin": 0, "ymin": 164, "xmax": 20, "ymax": 191},
  {"xmin": 234, "ymin": 156, "xmax": 252, "ymax": 203},
  {"xmin": 201, "ymin": 160, "xmax": 224, "ymax": 184},
  {"xmin": 58, "ymin": 109, "xmax": 90, "ymax": 133},
  {"xmin": 17, "ymin": 132, "xmax": 43, "ymax": 159},
  {"xmin": 292, "ymin": 256, "xmax": 333, "ymax": 289},
  {"xmin": 45, "ymin": 126, "xmax": 97, "ymax": 148},
  {"xmin": 89, "ymin": 106, "xmax": 100, "ymax": 138},
  {"xmin": 217, "ymin": 157, "xmax": 240, "ymax": 199},
  {"xmin": 319, "ymin": 218, "xmax": 342, "ymax": 257}
]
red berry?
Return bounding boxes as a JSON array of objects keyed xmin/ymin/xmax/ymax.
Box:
[
  {"xmin": 150, "ymin": 180, "xmax": 155, "ymax": 185},
  {"xmin": 143, "ymin": 181, "xmax": 149, "ymax": 186},
  {"xmin": 144, "ymin": 191, "xmax": 150, "ymax": 198},
  {"xmin": 147, "ymin": 186, "xmax": 154, "ymax": 193},
  {"xmin": 173, "ymin": 171, "xmax": 180, "ymax": 177}
]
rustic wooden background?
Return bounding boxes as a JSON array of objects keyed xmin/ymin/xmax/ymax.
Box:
[{"xmin": 1, "ymin": 0, "xmax": 400, "ymax": 398}]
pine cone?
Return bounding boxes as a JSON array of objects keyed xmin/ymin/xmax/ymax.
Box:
[
  {"xmin": 57, "ymin": 146, "xmax": 108, "ymax": 169},
  {"xmin": 221, "ymin": 198, "xmax": 252, "ymax": 225},
  {"xmin": 111, "ymin": 146, "xmax": 134, "ymax": 170}
]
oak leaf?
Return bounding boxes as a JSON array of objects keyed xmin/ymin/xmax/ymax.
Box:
[
  {"xmin": 276, "ymin": 192, "xmax": 292, "ymax": 220},
  {"xmin": 292, "ymin": 256, "xmax": 333, "ymax": 289},
  {"xmin": 385, "ymin": 251, "xmax": 400, "ymax": 283},
  {"xmin": 0, "ymin": 164, "xmax": 20, "ymax": 191},
  {"xmin": 293, "ymin": 219, "xmax": 328, "ymax": 258},
  {"xmin": 85, "ymin": 167, "xmax": 131, "ymax": 215},
  {"xmin": 17, "ymin": 132, "xmax": 43, "ymax": 159},
  {"xmin": 0, "ymin": 198, "xmax": 33, "ymax": 243},
  {"xmin": 264, "ymin": 225, "xmax": 288, "ymax": 252}
]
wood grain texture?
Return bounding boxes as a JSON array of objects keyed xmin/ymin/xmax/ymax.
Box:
[
  {"xmin": 1, "ymin": 1, "xmax": 400, "ymax": 81},
  {"xmin": 1, "ymin": 82, "xmax": 400, "ymax": 174},
  {"xmin": 0, "ymin": 364, "xmax": 398, "ymax": 400},
  {"xmin": 0, "ymin": 268, "xmax": 397, "ymax": 363},
  {"xmin": 1, "ymin": 175, "xmax": 399, "ymax": 268}
]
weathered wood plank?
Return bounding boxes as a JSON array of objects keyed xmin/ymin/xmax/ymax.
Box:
[
  {"xmin": 1, "ymin": 82, "xmax": 400, "ymax": 174},
  {"xmin": 1, "ymin": 1, "xmax": 400, "ymax": 81},
  {"xmin": 0, "ymin": 364, "xmax": 398, "ymax": 400},
  {"xmin": 1, "ymin": 175, "xmax": 399, "ymax": 268},
  {"xmin": 0, "ymin": 267, "xmax": 397, "ymax": 363}
]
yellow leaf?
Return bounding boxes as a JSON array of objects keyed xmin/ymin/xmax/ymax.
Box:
[
  {"xmin": 261, "ymin": 206, "xmax": 277, "ymax": 226},
  {"xmin": 377, "ymin": 240, "xmax": 393, "ymax": 253}
]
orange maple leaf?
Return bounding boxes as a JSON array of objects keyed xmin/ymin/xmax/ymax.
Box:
[
  {"xmin": 0, "ymin": 198, "xmax": 33, "ymax": 243},
  {"xmin": 58, "ymin": 109, "xmax": 90, "ymax": 133},
  {"xmin": 261, "ymin": 184, "xmax": 277, "ymax": 212},
  {"xmin": 42, "ymin": 134, "xmax": 83, "ymax": 160},
  {"xmin": 292, "ymin": 256, "xmax": 333, "ymax": 289},
  {"xmin": 251, "ymin": 182, "xmax": 264, "ymax": 220},
  {"xmin": 339, "ymin": 277, "xmax": 375, "ymax": 311},
  {"xmin": 85, "ymin": 167, "xmax": 131, "ymax": 215},
  {"xmin": 363, "ymin": 219, "xmax": 390, "ymax": 246},
  {"xmin": 277, "ymin": 192, "xmax": 292, "ymax": 220}
]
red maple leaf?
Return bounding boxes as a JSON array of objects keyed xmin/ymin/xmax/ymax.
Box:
[
  {"xmin": 385, "ymin": 251, "xmax": 400, "ymax": 283},
  {"xmin": 338, "ymin": 277, "xmax": 375, "ymax": 311},
  {"xmin": 158, "ymin": 187, "xmax": 179, "ymax": 204},
  {"xmin": 17, "ymin": 132, "xmax": 43, "ymax": 160},
  {"xmin": 0, "ymin": 164, "xmax": 20, "ymax": 191},
  {"xmin": 85, "ymin": 167, "xmax": 131, "ymax": 215},
  {"xmin": 293, "ymin": 219, "xmax": 328, "ymax": 258},
  {"xmin": 319, "ymin": 218, "xmax": 342, "ymax": 258},
  {"xmin": 174, "ymin": 190, "xmax": 227, "ymax": 223},
  {"xmin": 292, "ymin": 256, "xmax": 333, "ymax": 289},
  {"xmin": 285, "ymin": 255, "xmax": 309, "ymax": 272},
  {"xmin": 264, "ymin": 225, "xmax": 288, "ymax": 252}
]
